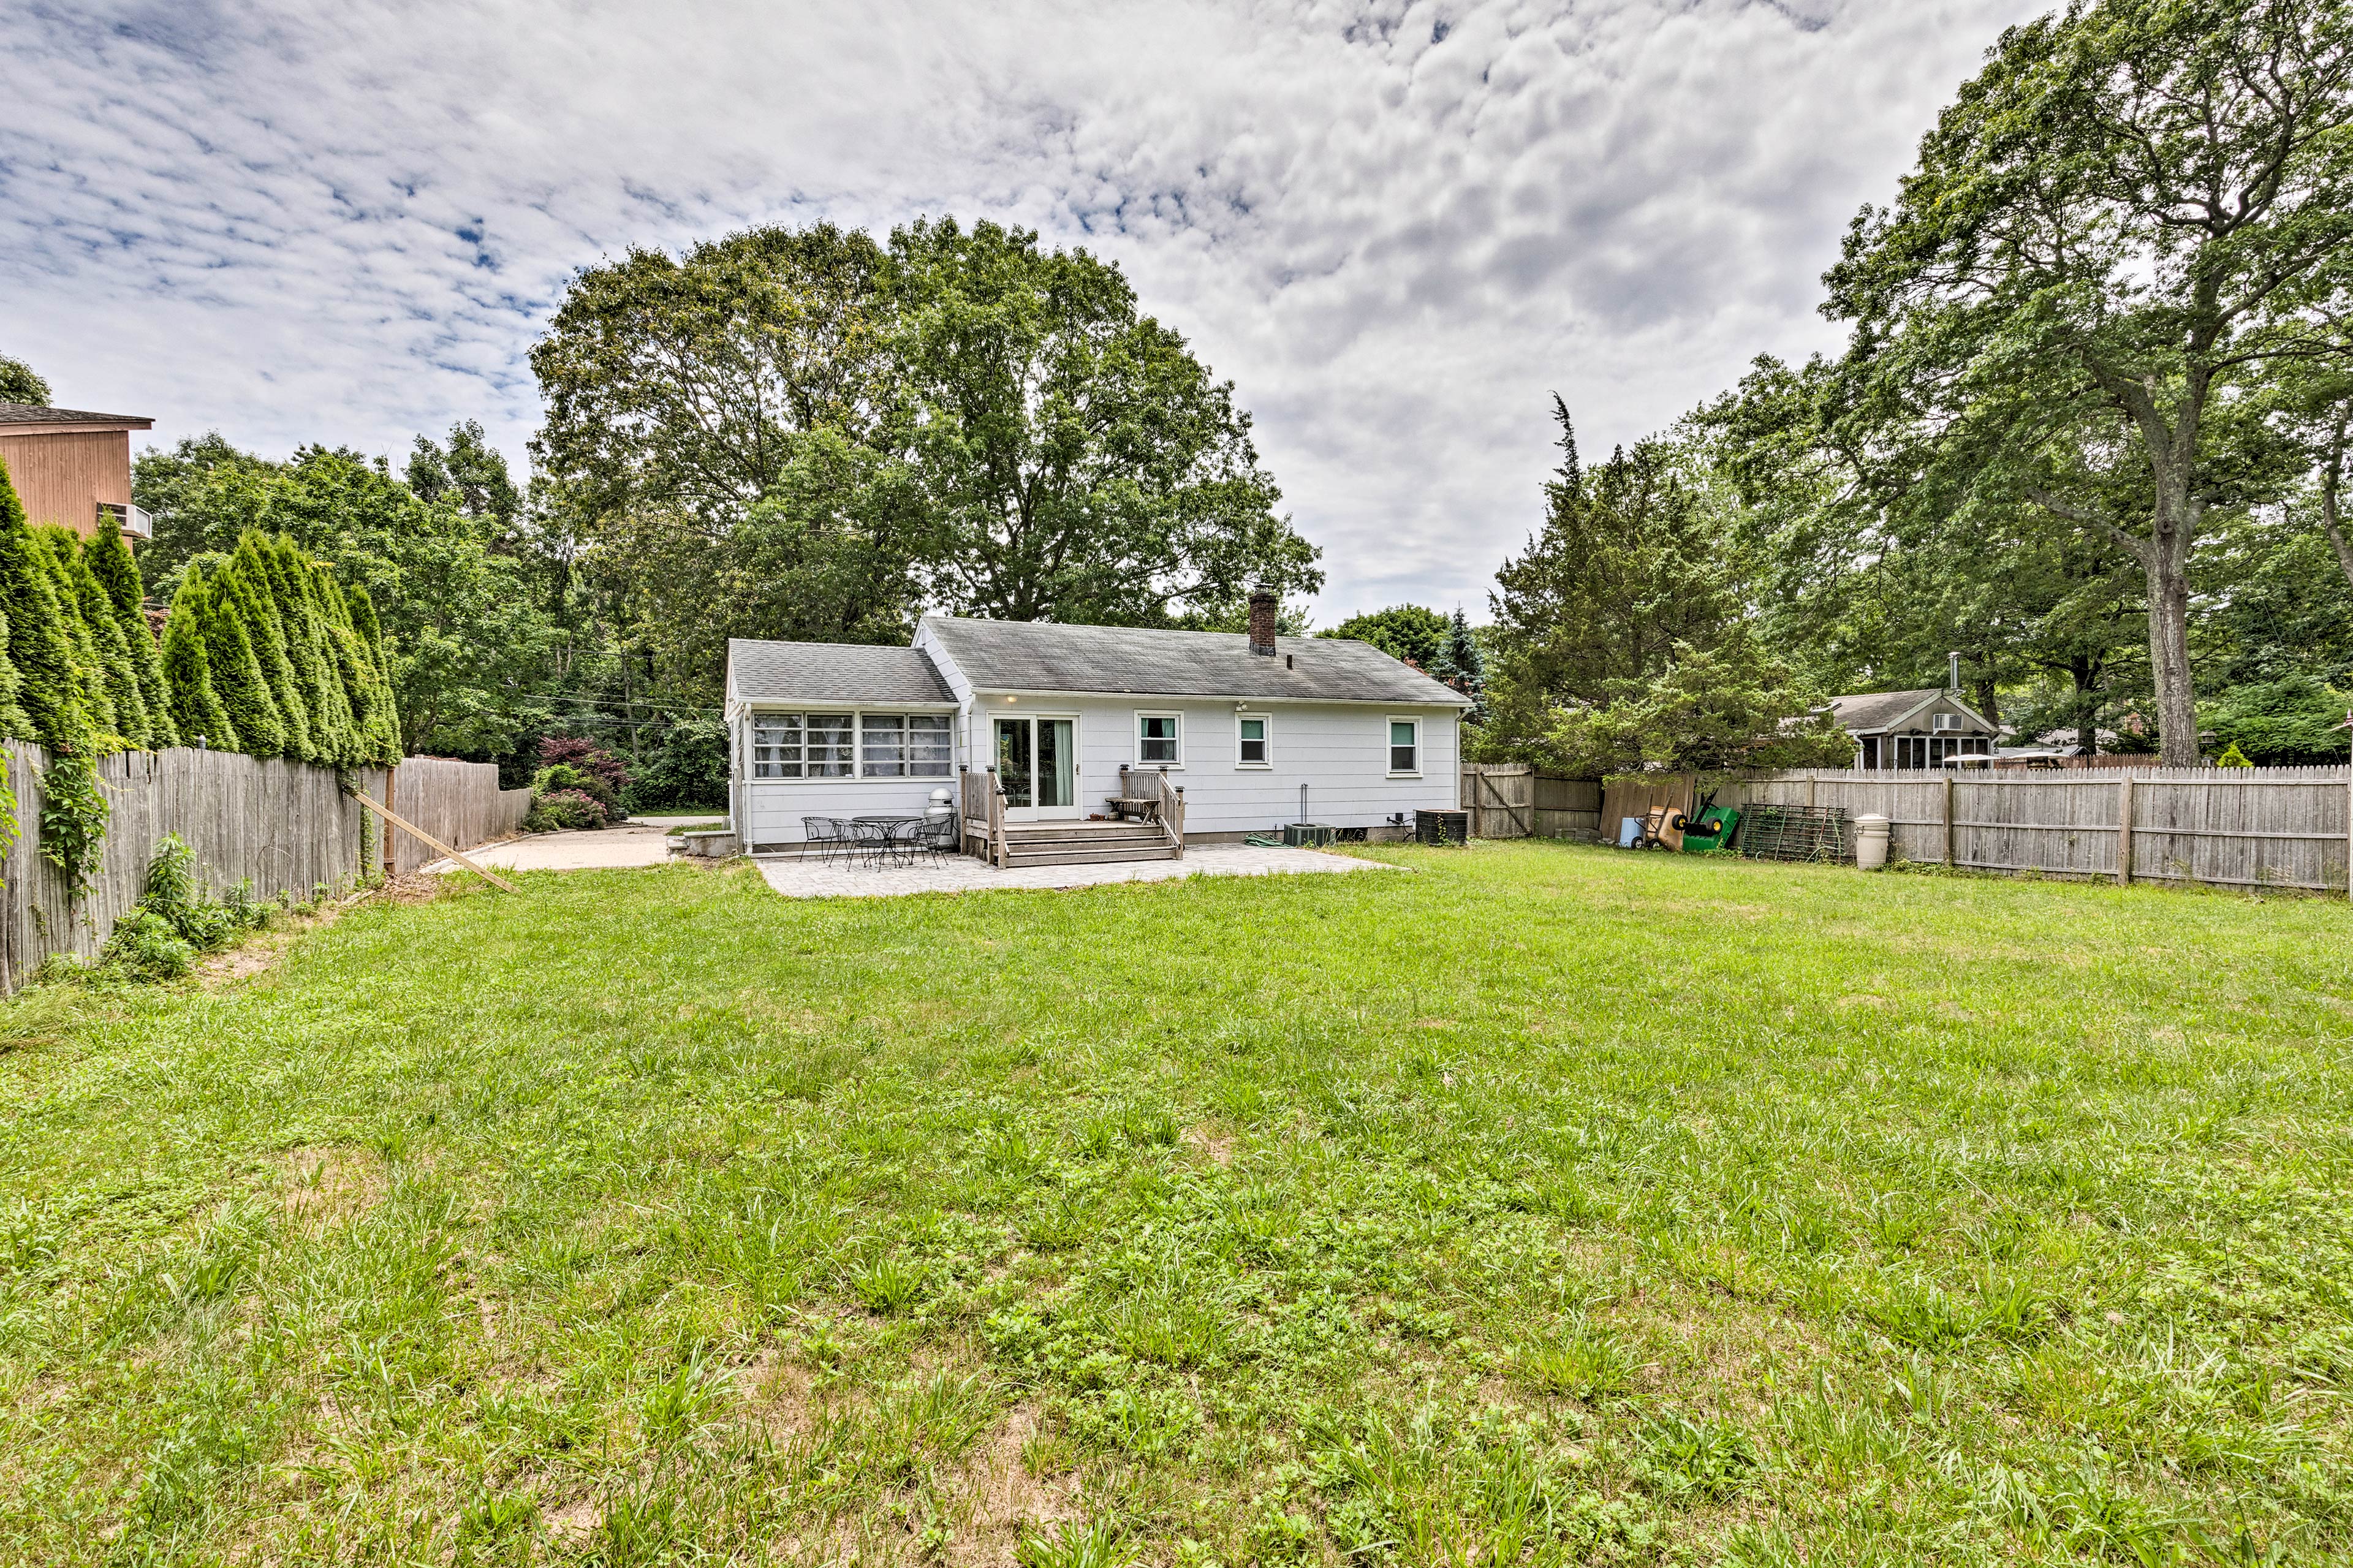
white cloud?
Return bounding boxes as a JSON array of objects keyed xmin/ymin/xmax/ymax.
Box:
[{"xmin": 1, "ymin": 0, "xmax": 2043, "ymax": 621}]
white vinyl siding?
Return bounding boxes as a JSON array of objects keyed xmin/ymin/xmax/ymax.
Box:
[{"xmin": 1071, "ymin": 699, "xmax": 1457, "ymax": 835}]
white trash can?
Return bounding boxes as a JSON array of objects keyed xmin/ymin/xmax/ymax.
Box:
[{"xmin": 1854, "ymin": 813, "xmax": 1891, "ymax": 871}]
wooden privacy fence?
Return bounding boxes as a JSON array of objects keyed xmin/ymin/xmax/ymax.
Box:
[
  {"xmin": 0, "ymin": 743, "xmax": 388, "ymax": 993},
  {"xmin": 1460, "ymin": 764, "xmax": 1603, "ymax": 840},
  {"xmin": 384, "ymin": 757, "xmax": 532, "ymax": 876},
  {"xmin": 1730, "ymin": 767, "xmax": 2352, "ymax": 893}
]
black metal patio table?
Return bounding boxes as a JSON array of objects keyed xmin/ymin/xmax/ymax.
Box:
[{"xmin": 849, "ymin": 815, "xmax": 923, "ymax": 868}]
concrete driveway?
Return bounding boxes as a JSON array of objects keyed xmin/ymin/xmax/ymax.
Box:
[{"xmin": 424, "ymin": 821, "xmax": 678, "ymax": 874}]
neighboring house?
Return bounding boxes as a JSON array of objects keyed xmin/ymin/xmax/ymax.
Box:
[
  {"xmin": 0, "ymin": 404, "xmax": 155, "ymax": 540},
  {"xmin": 724, "ymin": 594, "xmax": 1471, "ymax": 855},
  {"xmin": 1829, "ymin": 687, "xmax": 1998, "ymax": 770}
]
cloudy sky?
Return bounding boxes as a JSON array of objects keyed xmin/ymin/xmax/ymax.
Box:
[{"xmin": 4, "ymin": 0, "xmax": 2041, "ymax": 622}]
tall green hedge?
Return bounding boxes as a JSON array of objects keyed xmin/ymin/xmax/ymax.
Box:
[
  {"xmin": 195, "ymin": 558, "xmax": 284, "ymax": 758},
  {"xmin": 161, "ymin": 567, "xmax": 236, "ymax": 751},
  {"xmin": 89, "ymin": 515, "xmax": 175, "ymax": 747},
  {"xmin": 0, "ymin": 464, "xmax": 87, "ymax": 748},
  {"xmin": 67, "ymin": 539, "xmax": 148, "ymax": 746},
  {"xmin": 148, "ymin": 534, "xmax": 397, "ymax": 767}
]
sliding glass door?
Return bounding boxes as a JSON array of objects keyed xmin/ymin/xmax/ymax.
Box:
[{"xmin": 993, "ymin": 716, "xmax": 1077, "ymax": 819}]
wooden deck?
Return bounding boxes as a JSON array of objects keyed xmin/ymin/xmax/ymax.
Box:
[{"xmin": 963, "ymin": 766, "xmax": 1187, "ymax": 868}]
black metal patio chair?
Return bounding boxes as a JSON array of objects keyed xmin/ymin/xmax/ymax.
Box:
[
  {"xmin": 915, "ymin": 812, "xmax": 960, "ymax": 862},
  {"xmin": 803, "ymin": 816, "xmax": 856, "ymax": 865}
]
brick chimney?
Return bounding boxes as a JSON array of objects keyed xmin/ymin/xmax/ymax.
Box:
[{"xmin": 1248, "ymin": 590, "xmax": 1278, "ymax": 656}]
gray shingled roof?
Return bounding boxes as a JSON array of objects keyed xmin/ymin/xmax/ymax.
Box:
[
  {"xmin": 0, "ymin": 403, "xmax": 152, "ymax": 427},
  {"xmin": 922, "ymin": 616, "xmax": 1471, "ymax": 706},
  {"xmin": 728, "ymin": 639, "xmax": 956, "ymax": 706},
  {"xmin": 1829, "ymin": 689, "xmax": 1991, "ymax": 733}
]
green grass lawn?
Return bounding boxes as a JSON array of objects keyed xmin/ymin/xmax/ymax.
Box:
[{"xmin": 3, "ymin": 843, "xmax": 2350, "ymax": 1566}]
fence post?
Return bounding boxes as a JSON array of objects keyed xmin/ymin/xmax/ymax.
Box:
[
  {"xmin": 2116, "ymin": 775, "xmax": 2134, "ymax": 887},
  {"xmin": 1806, "ymin": 772, "xmax": 1816, "ymax": 811},
  {"xmin": 1942, "ymin": 775, "xmax": 1956, "ymax": 869}
]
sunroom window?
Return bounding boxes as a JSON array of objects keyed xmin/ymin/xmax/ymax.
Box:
[
  {"xmin": 752, "ymin": 716, "xmax": 803, "ymax": 778},
  {"xmin": 806, "ymin": 714, "xmax": 855, "ymax": 777}
]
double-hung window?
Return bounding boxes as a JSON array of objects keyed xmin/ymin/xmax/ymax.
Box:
[
  {"xmin": 1137, "ymin": 712, "xmax": 1181, "ymax": 766},
  {"xmin": 1387, "ymin": 718, "xmax": 1420, "ymax": 776},
  {"xmin": 1236, "ymin": 713, "xmax": 1270, "ymax": 767}
]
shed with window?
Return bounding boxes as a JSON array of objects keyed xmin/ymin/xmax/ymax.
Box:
[{"xmin": 1828, "ymin": 688, "xmax": 1999, "ymax": 770}]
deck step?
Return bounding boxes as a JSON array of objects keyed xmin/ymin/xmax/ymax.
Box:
[
  {"xmin": 1003, "ymin": 845, "xmax": 1183, "ymax": 868},
  {"xmin": 1002, "ymin": 824, "xmax": 1167, "ymax": 838},
  {"xmin": 1002, "ymin": 828, "xmax": 1169, "ymax": 843}
]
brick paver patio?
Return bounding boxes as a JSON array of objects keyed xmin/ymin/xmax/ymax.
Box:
[{"xmin": 754, "ymin": 842, "xmax": 1394, "ymax": 899}]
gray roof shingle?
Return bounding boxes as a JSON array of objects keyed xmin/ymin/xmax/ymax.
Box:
[
  {"xmin": 1829, "ymin": 689, "xmax": 1993, "ymax": 733},
  {"xmin": 728, "ymin": 639, "xmax": 957, "ymax": 706},
  {"xmin": 0, "ymin": 403, "xmax": 152, "ymax": 428},
  {"xmin": 921, "ymin": 616, "xmax": 1471, "ymax": 706}
]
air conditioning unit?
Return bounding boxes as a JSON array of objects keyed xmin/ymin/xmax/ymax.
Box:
[{"xmin": 1933, "ymin": 713, "xmax": 1960, "ymax": 732}]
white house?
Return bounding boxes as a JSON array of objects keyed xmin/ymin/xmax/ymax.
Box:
[{"xmin": 724, "ymin": 595, "xmax": 1472, "ymax": 856}]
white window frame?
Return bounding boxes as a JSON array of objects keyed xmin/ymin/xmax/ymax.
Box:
[
  {"xmin": 1135, "ymin": 710, "xmax": 1184, "ymax": 769},
  {"xmin": 746, "ymin": 708, "xmax": 957, "ymax": 783},
  {"xmin": 1234, "ymin": 711, "xmax": 1271, "ymax": 769},
  {"xmin": 1385, "ymin": 715, "xmax": 1422, "ymax": 778}
]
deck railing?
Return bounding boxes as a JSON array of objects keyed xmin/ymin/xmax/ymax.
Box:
[
  {"xmin": 1153, "ymin": 767, "xmax": 1186, "ymax": 858},
  {"xmin": 960, "ymin": 767, "xmax": 1007, "ymax": 866}
]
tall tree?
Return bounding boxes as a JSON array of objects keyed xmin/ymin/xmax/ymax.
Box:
[
  {"xmin": 0, "ymin": 355, "xmax": 50, "ymax": 406},
  {"xmin": 1438, "ymin": 608, "xmax": 1489, "ymax": 724},
  {"xmin": 1824, "ymin": 0, "xmax": 2353, "ymax": 763},
  {"xmin": 31, "ymin": 529, "xmax": 116, "ymax": 740},
  {"xmin": 0, "ymin": 494, "xmax": 90, "ymax": 748},
  {"xmin": 891, "ymin": 218, "xmax": 1320, "ymax": 624},
  {"xmin": 1703, "ymin": 355, "xmax": 2147, "ymax": 754},
  {"xmin": 88, "ymin": 512, "xmax": 175, "ymax": 746},
  {"xmin": 196, "ymin": 561, "xmax": 285, "ymax": 757},
  {"xmin": 65, "ymin": 538, "xmax": 147, "ymax": 746},
  {"xmin": 136, "ymin": 440, "xmax": 545, "ymax": 757},
  {"xmin": 406, "ymin": 420, "xmax": 521, "ymax": 537},
  {"xmin": 1319, "ymin": 606, "xmax": 1450, "ymax": 668},
  {"xmin": 161, "ymin": 568, "xmax": 235, "ymax": 751},
  {"xmin": 1483, "ymin": 403, "xmax": 1746, "ymax": 752}
]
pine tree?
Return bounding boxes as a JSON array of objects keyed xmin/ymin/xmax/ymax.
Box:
[
  {"xmin": 196, "ymin": 559, "xmax": 284, "ymax": 757},
  {"xmin": 33, "ymin": 528, "xmax": 116, "ymax": 741},
  {"xmin": 1431, "ymin": 606, "xmax": 1487, "ymax": 723},
  {"xmin": 344, "ymin": 582, "xmax": 402, "ymax": 762},
  {"xmin": 161, "ymin": 568, "xmax": 237, "ymax": 751},
  {"xmin": 224, "ymin": 537, "xmax": 313, "ymax": 759},
  {"xmin": 89, "ymin": 513, "xmax": 176, "ymax": 747},
  {"xmin": 0, "ymin": 612, "xmax": 29, "ymax": 742},
  {"xmin": 257, "ymin": 534, "xmax": 338, "ymax": 762},
  {"xmin": 278, "ymin": 543, "xmax": 352, "ymax": 763},
  {"xmin": 0, "ymin": 462, "xmax": 90, "ymax": 748},
  {"xmin": 66, "ymin": 539, "xmax": 146, "ymax": 746}
]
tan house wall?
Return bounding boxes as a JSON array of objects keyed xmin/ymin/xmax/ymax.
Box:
[{"xmin": 0, "ymin": 430, "xmax": 134, "ymax": 536}]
